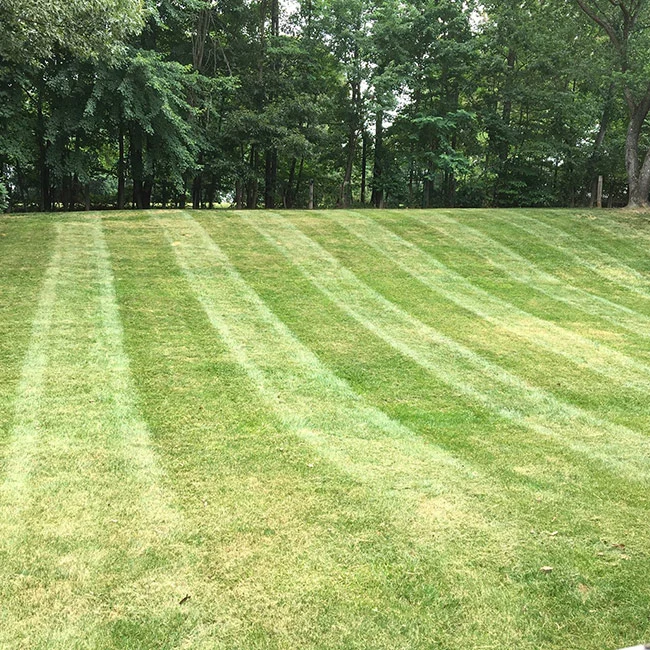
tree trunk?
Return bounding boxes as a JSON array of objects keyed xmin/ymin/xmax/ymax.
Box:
[
  {"xmin": 338, "ymin": 113, "xmax": 357, "ymax": 208},
  {"xmin": 247, "ymin": 146, "xmax": 259, "ymax": 208},
  {"xmin": 38, "ymin": 149, "xmax": 50, "ymax": 212},
  {"xmin": 338, "ymin": 72, "xmax": 360, "ymax": 208},
  {"xmin": 360, "ymin": 132, "xmax": 367, "ymax": 204},
  {"xmin": 270, "ymin": 0, "xmax": 279, "ymax": 36},
  {"xmin": 338, "ymin": 134, "xmax": 356, "ymax": 208},
  {"xmin": 294, "ymin": 157, "xmax": 304, "ymax": 206},
  {"xmin": 284, "ymin": 157, "xmax": 296, "ymax": 208},
  {"xmin": 625, "ymin": 97, "xmax": 650, "ymax": 207},
  {"xmin": 371, "ymin": 110, "xmax": 383, "ymax": 208},
  {"xmin": 37, "ymin": 85, "xmax": 51, "ymax": 212},
  {"xmin": 423, "ymin": 171, "xmax": 433, "ymax": 209},
  {"xmin": 130, "ymin": 128, "xmax": 144, "ymax": 209},
  {"xmin": 192, "ymin": 173, "xmax": 202, "ymax": 210},
  {"xmin": 491, "ymin": 48, "xmax": 516, "ymax": 205},
  {"xmin": 207, "ymin": 174, "xmax": 216, "ymax": 209},
  {"xmin": 236, "ymin": 180, "xmax": 244, "ymax": 209},
  {"xmin": 632, "ymin": 157, "xmax": 650, "ymax": 207},
  {"xmin": 588, "ymin": 84, "xmax": 613, "ymax": 207},
  {"xmin": 264, "ymin": 148, "xmax": 277, "ymax": 209},
  {"xmin": 501, "ymin": 49, "xmax": 515, "ymax": 135},
  {"xmin": 408, "ymin": 144, "xmax": 415, "ymax": 207},
  {"xmin": 117, "ymin": 124, "xmax": 126, "ymax": 210},
  {"xmin": 62, "ymin": 175, "xmax": 72, "ymax": 212},
  {"xmin": 179, "ymin": 182, "xmax": 187, "ymax": 209},
  {"xmin": 143, "ymin": 179, "xmax": 153, "ymax": 209},
  {"xmin": 247, "ymin": 179, "xmax": 258, "ymax": 208}
]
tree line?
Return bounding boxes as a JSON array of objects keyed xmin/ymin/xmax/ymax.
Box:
[{"xmin": 2, "ymin": 0, "xmax": 650, "ymax": 212}]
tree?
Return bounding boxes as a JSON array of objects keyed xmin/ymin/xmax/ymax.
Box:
[
  {"xmin": 0, "ymin": 0, "xmax": 639, "ymax": 211},
  {"xmin": 0, "ymin": 0, "xmax": 144, "ymax": 63},
  {"xmin": 576, "ymin": 0, "xmax": 650, "ymax": 207},
  {"xmin": 325, "ymin": 0, "xmax": 372, "ymax": 207}
]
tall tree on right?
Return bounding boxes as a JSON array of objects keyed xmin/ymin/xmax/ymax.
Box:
[{"xmin": 576, "ymin": 0, "xmax": 650, "ymax": 207}]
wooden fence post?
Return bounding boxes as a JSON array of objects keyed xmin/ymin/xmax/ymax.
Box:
[{"xmin": 597, "ymin": 175, "xmax": 603, "ymax": 208}]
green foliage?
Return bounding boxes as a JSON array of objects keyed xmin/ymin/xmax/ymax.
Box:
[
  {"xmin": 0, "ymin": 0, "xmax": 144, "ymax": 63},
  {"xmin": 0, "ymin": 0, "xmax": 636, "ymax": 210},
  {"xmin": 0, "ymin": 182, "xmax": 8, "ymax": 212}
]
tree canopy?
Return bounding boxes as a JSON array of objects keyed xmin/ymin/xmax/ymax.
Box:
[
  {"xmin": 0, "ymin": 0, "xmax": 144, "ymax": 62},
  {"xmin": 0, "ymin": 0, "xmax": 644, "ymax": 210}
]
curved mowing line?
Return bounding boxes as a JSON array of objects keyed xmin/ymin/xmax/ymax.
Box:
[
  {"xmin": 494, "ymin": 211, "xmax": 650, "ymax": 301},
  {"xmin": 159, "ymin": 213, "xmax": 476, "ymax": 492},
  {"xmin": 90, "ymin": 220, "xmax": 185, "ymax": 538},
  {"xmin": 0, "ymin": 226, "xmax": 62, "ymax": 509},
  {"xmin": 0, "ymin": 220, "xmax": 192, "ymax": 644},
  {"xmin": 409, "ymin": 211, "xmax": 650, "ymax": 339},
  {"xmin": 242, "ymin": 212, "xmax": 650, "ymax": 481},
  {"xmin": 578, "ymin": 213, "xmax": 650, "ymax": 252},
  {"xmin": 327, "ymin": 210, "xmax": 650, "ymax": 393},
  {"xmin": 159, "ymin": 213, "xmax": 543, "ymax": 645}
]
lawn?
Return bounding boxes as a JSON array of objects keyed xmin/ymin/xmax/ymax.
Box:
[{"xmin": 1, "ymin": 208, "xmax": 649, "ymax": 650}]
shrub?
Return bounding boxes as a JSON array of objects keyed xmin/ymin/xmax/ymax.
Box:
[{"xmin": 0, "ymin": 183, "xmax": 8, "ymax": 213}]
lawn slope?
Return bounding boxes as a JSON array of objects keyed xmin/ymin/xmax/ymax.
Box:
[{"xmin": 1, "ymin": 208, "xmax": 649, "ymax": 650}]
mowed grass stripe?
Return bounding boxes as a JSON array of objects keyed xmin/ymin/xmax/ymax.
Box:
[
  {"xmin": 244, "ymin": 211, "xmax": 650, "ymax": 478},
  {"xmin": 408, "ymin": 211, "xmax": 650, "ymax": 339},
  {"xmin": 522, "ymin": 210, "xmax": 650, "ymax": 274},
  {"xmin": 0, "ymin": 220, "xmax": 194, "ymax": 648},
  {"xmin": 196, "ymin": 211, "xmax": 650, "ymax": 650},
  {"xmin": 159, "ymin": 213, "xmax": 475, "ymax": 492},
  {"xmin": 330, "ymin": 209, "xmax": 650, "ymax": 392},
  {"xmin": 572, "ymin": 210, "xmax": 650, "ymax": 259},
  {"xmin": 502, "ymin": 211, "xmax": 650, "ymax": 301},
  {"xmin": 0, "ymin": 228, "xmax": 61, "ymax": 510},
  {"xmin": 158, "ymin": 212, "xmax": 543, "ymax": 644},
  {"xmin": 0, "ymin": 219, "xmax": 54, "ymax": 461},
  {"xmin": 116, "ymin": 216, "xmax": 532, "ymax": 649}
]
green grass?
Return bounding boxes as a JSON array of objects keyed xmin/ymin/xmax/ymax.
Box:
[{"xmin": 1, "ymin": 208, "xmax": 650, "ymax": 650}]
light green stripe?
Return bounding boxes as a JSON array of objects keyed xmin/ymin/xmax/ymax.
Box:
[
  {"xmin": 0, "ymin": 220, "xmax": 192, "ymax": 647},
  {"xmin": 580, "ymin": 213, "xmax": 650, "ymax": 249},
  {"xmin": 410, "ymin": 211, "xmax": 650, "ymax": 338},
  {"xmin": 244, "ymin": 211, "xmax": 650, "ymax": 480},
  {"xmin": 498, "ymin": 212, "xmax": 650, "ymax": 298},
  {"xmin": 159, "ymin": 213, "xmax": 477, "ymax": 493},
  {"xmin": 90, "ymin": 221, "xmax": 185, "ymax": 542},
  {"xmin": 0, "ymin": 228, "xmax": 62, "ymax": 508},
  {"xmin": 330, "ymin": 210, "xmax": 650, "ymax": 392}
]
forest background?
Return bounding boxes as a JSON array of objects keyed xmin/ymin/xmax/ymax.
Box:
[{"xmin": 2, "ymin": 0, "xmax": 650, "ymax": 212}]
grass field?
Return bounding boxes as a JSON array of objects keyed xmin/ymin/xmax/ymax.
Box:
[{"xmin": 1, "ymin": 208, "xmax": 650, "ymax": 650}]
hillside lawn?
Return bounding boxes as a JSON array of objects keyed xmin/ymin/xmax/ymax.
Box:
[{"xmin": 1, "ymin": 208, "xmax": 650, "ymax": 649}]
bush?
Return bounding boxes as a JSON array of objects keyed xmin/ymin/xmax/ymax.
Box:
[{"xmin": 0, "ymin": 183, "xmax": 8, "ymax": 213}]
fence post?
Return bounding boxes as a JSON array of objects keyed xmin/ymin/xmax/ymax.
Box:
[{"xmin": 597, "ymin": 175, "xmax": 603, "ymax": 208}]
